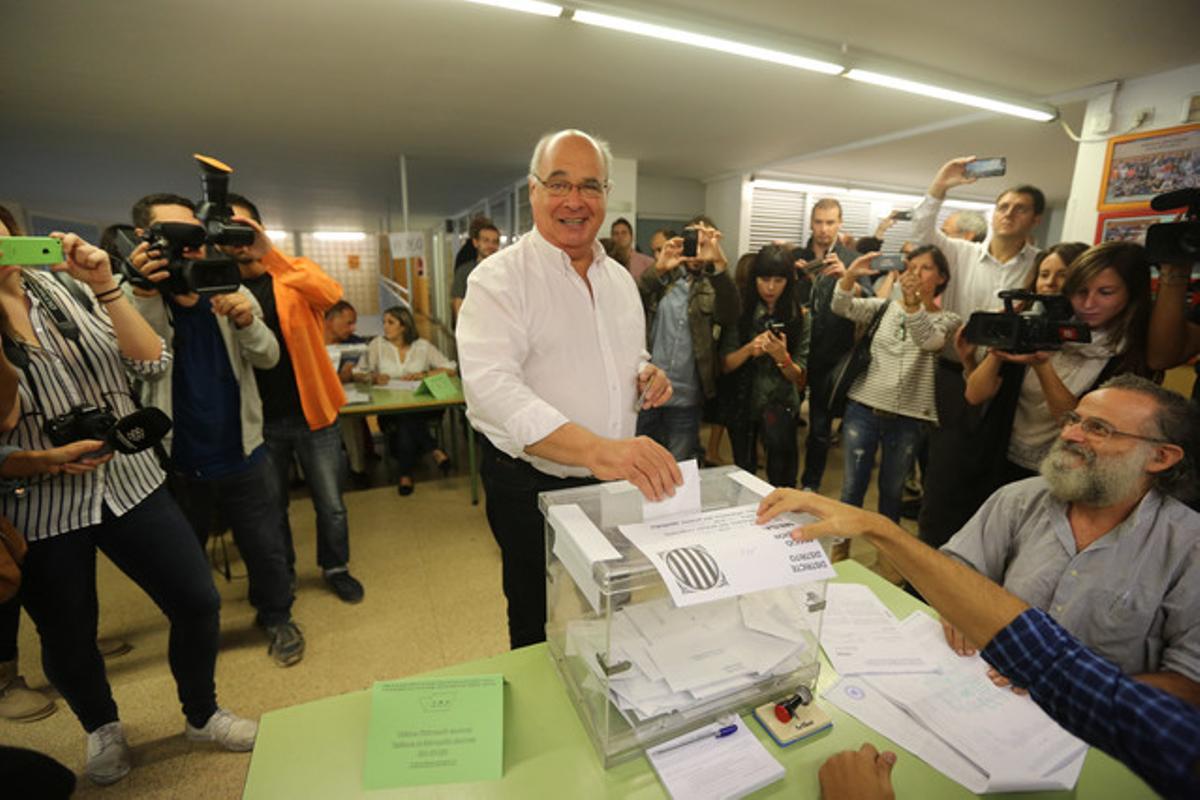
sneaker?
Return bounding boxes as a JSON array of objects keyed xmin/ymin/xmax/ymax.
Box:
[
  {"xmin": 185, "ymin": 708, "xmax": 258, "ymax": 752},
  {"xmin": 324, "ymin": 569, "xmax": 364, "ymax": 604},
  {"xmin": 266, "ymin": 621, "xmax": 306, "ymax": 667},
  {"xmin": 86, "ymin": 721, "xmax": 131, "ymax": 785}
]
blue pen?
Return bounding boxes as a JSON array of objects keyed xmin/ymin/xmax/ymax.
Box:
[{"xmin": 654, "ymin": 724, "xmax": 738, "ymax": 754}]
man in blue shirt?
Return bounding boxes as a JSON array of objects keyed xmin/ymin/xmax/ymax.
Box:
[
  {"xmin": 758, "ymin": 489, "xmax": 1200, "ymax": 800},
  {"xmin": 126, "ymin": 194, "xmax": 304, "ymax": 667},
  {"xmin": 636, "ymin": 217, "xmax": 738, "ymax": 462}
]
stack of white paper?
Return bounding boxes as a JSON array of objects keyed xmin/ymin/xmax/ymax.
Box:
[
  {"xmin": 820, "ymin": 583, "xmax": 938, "ymax": 675},
  {"xmin": 824, "ymin": 612, "xmax": 1088, "ymax": 794},
  {"xmin": 565, "ymin": 590, "xmax": 819, "ymax": 722},
  {"xmin": 646, "ymin": 716, "xmax": 785, "ymax": 800}
]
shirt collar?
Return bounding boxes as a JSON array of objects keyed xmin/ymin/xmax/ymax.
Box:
[
  {"xmin": 978, "ymin": 236, "xmax": 1038, "ymax": 267},
  {"xmin": 527, "ymin": 226, "xmax": 607, "ymax": 273}
]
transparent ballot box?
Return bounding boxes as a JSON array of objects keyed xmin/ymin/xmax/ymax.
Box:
[{"xmin": 540, "ymin": 466, "xmax": 827, "ymax": 768}]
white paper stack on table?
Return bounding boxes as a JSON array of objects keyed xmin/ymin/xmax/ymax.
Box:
[
  {"xmin": 646, "ymin": 715, "xmax": 785, "ymax": 800},
  {"xmin": 823, "ymin": 603, "xmax": 1088, "ymax": 794}
]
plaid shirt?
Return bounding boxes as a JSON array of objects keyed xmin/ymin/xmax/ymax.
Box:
[{"xmin": 983, "ymin": 608, "xmax": 1200, "ymax": 800}]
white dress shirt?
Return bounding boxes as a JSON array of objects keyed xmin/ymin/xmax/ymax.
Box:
[
  {"xmin": 911, "ymin": 195, "xmax": 1040, "ymax": 360},
  {"xmin": 361, "ymin": 336, "xmax": 454, "ymax": 378},
  {"xmin": 457, "ymin": 228, "xmax": 649, "ymax": 478}
]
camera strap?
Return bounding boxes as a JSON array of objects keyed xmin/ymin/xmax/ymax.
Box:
[{"xmin": 10, "ymin": 271, "xmax": 112, "ymax": 416}]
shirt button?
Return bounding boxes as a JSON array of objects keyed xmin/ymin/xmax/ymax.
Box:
[
  {"xmin": 1070, "ymin": 570, "xmax": 1078, "ymax": 577},
  {"xmin": 1055, "ymin": 605, "xmax": 1064, "ymax": 612}
]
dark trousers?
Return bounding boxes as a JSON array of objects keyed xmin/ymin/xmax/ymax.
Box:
[
  {"xmin": 20, "ymin": 486, "xmax": 220, "ymax": 732},
  {"xmin": 918, "ymin": 360, "xmax": 996, "ymax": 549},
  {"xmin": 480, "ymin": 439, "xmax": 595, "ymax": 650},
  {"xmin": 800, "ymin": 366, "xmax": 836, "ymax": 490},
  {"xmin": 263, "ymin": 417, "xmax": 350, "ymax": 572},
  {"xmin": 0, "ymin": 596, "xmax": 17, "ymax": 662},
  {"xmin": 379, "ymin": 412, "xmax": 439, "ymax": 475},
  {"xmin": 636, "ymin": 405, "xmax": 703, "ymax": 463},
  {"xmin": 731, "ymin": 404, "xmax": 799, "ymax": 488},
  {"xmin": 0, "ymin": 746, "xmax": 75, "ymax": 800},
  {"xmin": 170, "ymin": 456, "xmax": 294, "ymax": 627}
]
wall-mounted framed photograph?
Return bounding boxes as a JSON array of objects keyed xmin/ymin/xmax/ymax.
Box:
[
  {"xmin": 1094, "ymin": 208, "xmax": 1182, "ymax": 245},
  {"xmin": 1098, "ymin": 123, "xmax": 1200, "ymax": 212}
]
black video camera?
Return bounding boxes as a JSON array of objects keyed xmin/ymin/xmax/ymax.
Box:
[
  {"xmin": 963, "ymin": 290, "xmax": 1091, "ymax": 354},
  {"xmin": 1145, "ymin": 188, "xmax": 1200, "ymax": 265},
  {"xmin": 44, "ymin": 404, "xmax": 118, "ymax": 448},
  {"xmin": 116, "ymin": 154, "xmax": 253, "ymax": 296}
]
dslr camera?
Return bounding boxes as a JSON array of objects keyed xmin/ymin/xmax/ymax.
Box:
[
  {"xmin": 116, "ymin": 154, "xmax": 253, "ymax": 296},
  {"xmin": 1145, "ymin": 188, "xmax": 1200, "ymax": 265},
  {"xmin": 963, "ymin": 290, "xmax": 1091, "ymax": 354},
  {"xmin": 44, "ymin": 404, "xmax": 118, "ymax": 447}
]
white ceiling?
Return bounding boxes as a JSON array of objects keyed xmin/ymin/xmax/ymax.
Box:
[{"xmin": 3, "ymin": 0, "xmax": 1197, "ymax": 231}]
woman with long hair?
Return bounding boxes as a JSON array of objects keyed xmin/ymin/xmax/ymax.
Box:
[
  {"xmin": 360, "ymin": 305, "xmax": 456, "ymax": 495},
  {"xmin": 963, "ymin": 241, "xmax": 1153, "ymax": 487},
  {"xmin": 719, "ymin": 245, "xmax": 809, "ymax": 486}
]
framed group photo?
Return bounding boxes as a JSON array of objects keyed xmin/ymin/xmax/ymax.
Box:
[
  {"xmin": 1098, "ymin": 123, "xmax": 1200, "ymax": 212},
  {"xmin": 1094, "ymin": 208, "xmax": 1183, "ymax": 245}
]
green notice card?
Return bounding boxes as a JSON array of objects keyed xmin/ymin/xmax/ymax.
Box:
[
  {"xmin": 414, "ymin": 372, "xmax": 457, "ymax": 400},
  {"xmin": 363, "ymin": 674, "xmax": 504, "ymax": 789}
]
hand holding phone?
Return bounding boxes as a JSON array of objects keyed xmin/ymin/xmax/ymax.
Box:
[{"xmin": 964, "ymin": 157, "xmax": 1007, "ymax": 179}]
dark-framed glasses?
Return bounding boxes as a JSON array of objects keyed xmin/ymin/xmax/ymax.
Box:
[
  {"xmin": 530, "ymin": 174, "xmax": 610, "ymax": 199},
  {"xmin": 1057, "ymin": 410, "xmax": 1169, "ymax": 444}
]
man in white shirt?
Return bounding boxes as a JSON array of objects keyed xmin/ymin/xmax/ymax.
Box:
[
  {"xmin": 910, "ymin": 157, "xmax": 1045, "ymax": 549},
  {"xmin": 457, "ymin": 129, "xmax": 680, "ymax": 648}
]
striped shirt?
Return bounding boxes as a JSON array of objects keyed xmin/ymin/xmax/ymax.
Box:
[
  {"xmin": 0, "ymin": 271, "xmax": 171, "ymax": 540},
  {"xmin": 984, "ymin": 608, "xmax": 1200, "ymax": 800},
  {"xmin": 830, "ymin": 285, "xmax": 960, "ymax": 423}
]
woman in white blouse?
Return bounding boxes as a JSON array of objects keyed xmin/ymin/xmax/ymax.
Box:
[{"xmin": 361, "ymin": 306, "xmax": 455, "ymax": 495}]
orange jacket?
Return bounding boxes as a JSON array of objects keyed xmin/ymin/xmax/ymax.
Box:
[{"xmin": 262, "ymin": 249, "xmax": 347, "ymax": 430}]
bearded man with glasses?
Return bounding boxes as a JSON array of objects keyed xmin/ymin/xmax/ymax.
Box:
[
  {"xmin": 932, "ymin": 374, "xmax": 1200, "ymax": 706},
  {"xmin": 457, "ymin": 129, "xmax": 680, "ymax": 649}
]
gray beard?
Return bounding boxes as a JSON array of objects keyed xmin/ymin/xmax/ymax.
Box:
[{"xmin": 1039, "ymin": 440, "xmax": 1149, "ymax": 506}]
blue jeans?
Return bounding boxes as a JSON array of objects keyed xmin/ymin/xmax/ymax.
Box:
[
  {"xmin": 840, "ymin": 400, "xmax": 928, "ymax": 522},
  {"xmin": 170, "ymin": 456, "xmax": 294, "ymax": 627},
  {"xmin": 636, "ymin": 405, "xmax": 703, "ymax": 462},
  {"xmin": 20, "ymin": 486, "xmax": 221, "ymax": 731},
  {"xmin": 263, "ymin": 417, "xmax": 350, "ymax": 572},
  {"xmin": 800, "ymin": 366, "xmax": 836, "ymax": 490}
]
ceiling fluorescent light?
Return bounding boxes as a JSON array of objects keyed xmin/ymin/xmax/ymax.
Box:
[
  {"xmin": 313, "ymin": 231, "xmax": 367, "ymax": 242},
  {"xmin": 574, "ymin": 10, "xmax": 843, "ymax": 75},
  {"xmin": 845, "ymin": 69, "xmax": 1056, "ymax": 122},
  {"xmin": 465, "ymin": 0, "xmax": 562, "ymax": 16}
]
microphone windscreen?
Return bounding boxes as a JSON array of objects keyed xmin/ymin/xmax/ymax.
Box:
[
  {"xmin": 107, "ymin": 407, "xmax": 173, "ymax": 454},
  {"xmin": 1149, "ymin": 188, "xmax": 1193, "ymax": 212}
]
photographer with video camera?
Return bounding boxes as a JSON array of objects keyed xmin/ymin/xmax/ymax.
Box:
[
  {"xmin": 962, "ymin": 242, "xmax": 1153, "ymax": 489},
  {"xmin": 1146, "ymin": 188, "xmax": 1200, "ymax": 401},
  {"xmin": 720, "ymin": 245, "xmax": 810, "ymax": 487},
  {"xmin": 831, "ymin": 247, "xmax": 959, "ymax": 522},
  {"xmin": 0, "ymin": 213, "xmax": 255, "ymax": 786},
  {"xmin": 124, "ymin": 190, "xmax": 305, "ymax": 668}
]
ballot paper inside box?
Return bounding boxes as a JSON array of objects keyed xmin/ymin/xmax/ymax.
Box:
[{"xmin": 539, "ymin": 465, "xmax": 828, "ymax": 769}]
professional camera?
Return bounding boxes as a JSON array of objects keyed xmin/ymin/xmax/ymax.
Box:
[
  {"xmin": 115, "ymin": 154, "xmax": 252, "ymax": 296},
  {"xmin": 1145, "ymin": 187, "xmax": 1200, "ymax": 265},
  {"xmin": 962, "ymin": 290, "xmax": 1091, "ymax": 354},
  {"xmin": 44, "ymin": 404, "xmax": 118, "ymax": 448}
]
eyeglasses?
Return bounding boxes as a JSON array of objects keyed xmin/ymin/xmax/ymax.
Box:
[
  {"xmin": 530, "ymin": 174, "xmax": 610, "ymax": 199},
  {"xmin": 1057, "ymin": 410, "xmax": 1168, "ymax": 444}
]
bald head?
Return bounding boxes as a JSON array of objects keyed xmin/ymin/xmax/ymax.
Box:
[{"xmin": 529, "ymin": 129, "xmax": 613, "ymax": 182}]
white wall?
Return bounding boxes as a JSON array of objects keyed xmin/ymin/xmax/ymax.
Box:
[
  {"xmin": 602, "ymin": 156, "xmax": 638, "ymax": 234},
  {"xmin": 1060, "ymin": 63, "xmax": 1200, "ymax": 242},
  {"xmin": 704, "ymin": 175, "xmax": 752, "ymax": 259},
  {"xmin": 636, "ymin": 175, "xmax": 706, "ymax": 220}
]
